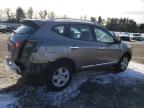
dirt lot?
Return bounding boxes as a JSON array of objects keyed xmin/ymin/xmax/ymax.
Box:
[{"xmin": 0, "ymin": 33, "xmax": 144, "ymax": 108}]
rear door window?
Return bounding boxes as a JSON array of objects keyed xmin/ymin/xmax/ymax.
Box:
[
  {"xmin": 69, "ymin": 25, "xmax": 93, "ymax": 41},
  {"xmin": 53, "ymin": 26, "xmax": 65, "ymax": 35}
]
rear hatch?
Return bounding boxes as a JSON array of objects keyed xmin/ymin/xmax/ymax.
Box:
[{"xmin": 8, "ymin": 19, "xmax": 44, "ymax": 60}]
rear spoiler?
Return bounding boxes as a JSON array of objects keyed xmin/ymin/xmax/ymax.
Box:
[{"xmin": 21, "ymin": 19, "xmax": 45, "ymax": 28}]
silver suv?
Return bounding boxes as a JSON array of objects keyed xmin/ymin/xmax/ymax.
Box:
[{"xmin": 6, "ymin": 19, "xmax": 132, "ymax": 91}]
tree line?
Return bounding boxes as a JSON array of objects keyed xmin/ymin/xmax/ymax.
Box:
[
  {"xmin": 91, "ymin": 16, "xmax": 144, "ymax": 33},
  {"xmin": 0, "ymin": 7, "xmax": 56, "ymax": 23},
  {"xmin": 0, "ymin": 7, "xmax": 144, "ymax": 33}
]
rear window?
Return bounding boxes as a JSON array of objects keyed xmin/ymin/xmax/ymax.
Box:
[
  {"xmin": 53, "ymin": 26, "xmax": 65, "ymax": 35},
  {"xmin": 15, "ymin": 25, "xmax": 37, "ymax": 35}
]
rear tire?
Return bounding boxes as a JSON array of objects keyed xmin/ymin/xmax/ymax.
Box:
[
  {"xmin": 45, "ymin": 61, "xmax": 73, "ymax": 91},
  {"xmin": 113, "ymin": 54, "xmax": 130, "ymax": 73}
]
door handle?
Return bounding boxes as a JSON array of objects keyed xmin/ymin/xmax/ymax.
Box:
[
  {"xmin": 98, "ymin": 47, "xmax": 105, "ymax": 50},
  {"xmin": 70, "ymin": 46, "xmax": 79, "ymax": 49}
]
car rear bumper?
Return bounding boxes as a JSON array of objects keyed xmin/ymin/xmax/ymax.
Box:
[
  {"xmin": 5, "ymin": 56, "xmax": 21, "ymax": 74},
  {"xmin": 5, "ymin": 56, "xmax": 52, "ymax": 76},
  {"xmin": 132, "ymin": 37, "xmax": 143, "ymax": 41}
]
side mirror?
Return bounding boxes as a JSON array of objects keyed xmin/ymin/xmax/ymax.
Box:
[{"xmin": 114, "ymin": 36, "xmax": 121, "ymax": 43}]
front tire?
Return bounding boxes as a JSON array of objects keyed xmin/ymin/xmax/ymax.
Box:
[
  {"xmin": 113, "ymin": 55, "xmax": 130, "ymax": 73},
  {"xmin": 45, "ymin": 61, "xmax": 72, "ymax": 91}
]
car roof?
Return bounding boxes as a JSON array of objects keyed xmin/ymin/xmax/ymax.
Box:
[
  {"xmin": 47, "ymin": 18, "xmax": 100, "ymax": 26},
  {"xmin": 22, "ymin": 18, "xmax": 100, "ymax": 27}
]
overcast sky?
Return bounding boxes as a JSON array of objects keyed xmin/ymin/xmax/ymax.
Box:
[{"xmin": 0, "ymin": 0, "xmax": 144, "ymax": 23}]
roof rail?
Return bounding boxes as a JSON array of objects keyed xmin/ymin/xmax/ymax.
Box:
[
  {"xmin": 53, "ymin": 18, "xmax": 91, "ymax": 22},
  {"xmin": 48, "ymin": 18, "xmax": 100, "ymax": 25}
]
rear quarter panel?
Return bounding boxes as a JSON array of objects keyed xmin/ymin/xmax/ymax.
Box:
[{"xmin": 28, "ymin": 22, "xmax": 68, "ymax": 63}]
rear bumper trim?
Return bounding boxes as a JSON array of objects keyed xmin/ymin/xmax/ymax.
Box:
[{"xmin": 5, "ymin": 56, "xmax": 21, "ymax": 74}]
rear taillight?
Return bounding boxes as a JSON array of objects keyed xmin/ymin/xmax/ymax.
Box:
[
  {"xmin": 22, "ymin": 40, "xmax": 37, "ymax": 57},
  {"xmin": 12, "ymin": 41, "xmax": 24, "ymax": 49}
]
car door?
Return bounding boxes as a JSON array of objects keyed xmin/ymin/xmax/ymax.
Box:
[
  {"xmin": 94, "ymin": 26, "xmax": 121, "ymax": 64},
  {"xmin": 66, "ymin": 24, "xmax": 99, "ymax": 69}
]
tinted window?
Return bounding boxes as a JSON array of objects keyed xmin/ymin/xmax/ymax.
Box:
[
  {"xmin": 133, "ymin": 34, "xmax": 140, "ymax": 36},
  {"xmin": 15, "ymin": 25, "xmax": 37, "ymax": 35},
  {"xmin": 95, "ymin": 27, "xmax": 114, "ymax": 43},
  {"xmin": 53, "ymin": 26, "xmax": 65, "ymax": 35},
  {"xmin": 70, "ymin": 25, "xmax": 92, "ymax": 41}
]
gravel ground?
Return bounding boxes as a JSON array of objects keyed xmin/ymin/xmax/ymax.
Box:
[{"xmin": 0, "ymin": 33, "xmax": 144, "ymax": 108}]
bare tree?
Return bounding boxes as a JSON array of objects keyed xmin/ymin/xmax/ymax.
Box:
[
  {"xmin": 33, "ymin": 10, "xmax": 39, "ymax": 19},
  {"xmin": 39, "ymin": 10, "xmax": 47, "ymax": 19},
  {"xmin": 4, "ymin": 8, "xmax": 16, "ymax": 21},
  {"xmin": 39, "ymin": 10, "xmax": 43, "ymax": 19},
  {"xmin": 80, "ymin": 16, "xmax": 83, "ymax": 20},
  {"xmin": 90, "ymin": 17, "xmax": 97, "ymax": 22},
  {"xmin": 84, "ymin": 15, "xmax": 87, "ymax": 20},
  {"xmin": 48, "ymin": 11, "xmax": 55, "ymax": 19},
  {"xmin": 16, "ymin": 7, "xmax": 25, "ymax": 22},
  {"xmin": 27, "ymin": 7, "xmax": 33, "ymax": 19},
  {"xmin": 63, "ymin": 15, "xmax": 67, "ymax": 18},
  {"xmin": 43, "ymin": 10, "xmax": 47, "ymax": 19},
  {"xmin": 0, "ymin": 9, "xmax": 7, "ymax": 20},
  {"xmin": 79, "ymin": 15, "xmax": 88, "ymax": 20},
  {"xmin": 98, "ymin": 16, "xmax": 102, "ymax": 25},
  {"xmin": 5, "ymin": 8, "xmax": 11, "ymax": 20},
  {"xmin": 0, "ymin": 9, "xmax": 3, "ymax": 20}
]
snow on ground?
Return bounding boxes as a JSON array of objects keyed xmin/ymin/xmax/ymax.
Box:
[
  {"xmin": 0, "ymin": 93, "xmax": 17, "ymax": 108},
  {"xmin": 0, "ymin": 61, "xmax": 144, "ymax": 107},
  {"xmin": 129, "ymin": 62, "xmax": 144, "ymax": 72},
  {"xmin": 91, "ymin": 62, "xmax": 144, "ymax": 86}
]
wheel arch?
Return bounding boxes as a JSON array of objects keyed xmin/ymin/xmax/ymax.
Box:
[
  {"xmin": 123, "ymin": 51, "xmax": 132, "ymax": 61},
  {"xmin": 48, "ymin": 57, "xmax": 76, "ymax": 74}
]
